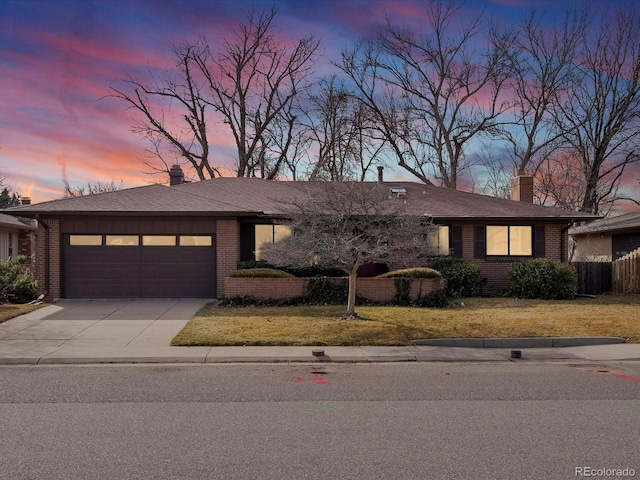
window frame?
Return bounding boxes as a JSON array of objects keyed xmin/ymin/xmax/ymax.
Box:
[
  {"xmin": 428, "ymin": 225, "xmax": 451, "ymax": 256},
  {"xmin": 485, "ymin": 225, "xmax": 533, "ymax": 257}
]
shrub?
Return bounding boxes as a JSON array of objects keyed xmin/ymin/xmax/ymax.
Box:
[
  {"xmin": 237, "ymin": 260, "xmax": 345, "ymax": 277},
  {"xmin": 430, "ymin": 258, "xmax": 481, "ymax": 298},
  {"xmin": 304, "ymin": 277, "xmax": 348, "ymax": 304},
  {"xmin": 0, "ymin": 257, "xmax": 38, "ymax": 304},
  {"xmin": 415, "ymin": 289, "xmax": 449, "ymax": 308},
  {"xmin": 228, "ymin": 268, "xmax": 294, "ymax": 278},
  {"xmin": 379, "ymin": 267, "xmax": 442, "ymax": 279},
  {"xmin": 508, "ymin": 259, "xmax": 577, "ymax": 300}
]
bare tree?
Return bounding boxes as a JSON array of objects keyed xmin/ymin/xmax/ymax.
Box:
[
  {"xmin": 498, "ymin": 8, "xmax": 587, "ymax": 176},
  {"xmin": 336, "ymin": 0, "xmax": 510, "ymax": 189},
  {"xmin": 110, "ymin": 41, "xmax": 219, "ymax": 180},
  {"xmin": 63, "ymin": 180, "xmax": 125, "ymax": 198},
  {"xmin": 111, "ymin": 6, "xmax": 319, "ymax": 181},
  {"xmin": 303, "ymin": 77, "xmax": 385, "ymax": 181},
  {"xmin": 196, "ymin": 6, "xmax": 319, "ymax": 178},
  {"xmin": 260, "ymin": 183, "xmax": 436, "ymax": 318},
  {"xmin": 553, "ymin": 9, "xmax": 640, "ymax": 213}
]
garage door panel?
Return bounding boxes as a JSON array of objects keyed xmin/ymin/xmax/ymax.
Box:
[{"xmin": 62, "ymin": 234, "xmax": 216, "ymax": 298}]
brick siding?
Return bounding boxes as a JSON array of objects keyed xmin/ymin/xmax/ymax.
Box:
[
  {"xmin": 457, "ymin": 221, "xmax": 566, "ymax": 294},
  {"xmin": 35, "ymin": 219, "xmax": 60, "ymax": 301},
  {"xmin": 18, "ymin": 230, "xmax": 35, "ymax": 269},
  {"xmin": 216, "ymin": 219, "xmax": 240, "ymax": 297}
]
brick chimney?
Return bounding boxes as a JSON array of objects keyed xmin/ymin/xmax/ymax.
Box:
[
  {"xmin": 510, "ymin": 175, "xmax": 534, "ymax": 203},
  {"xmin": 21, "ymin": 197, "xmax": 31, "ymax": 205},
  {"xmin": 169, "ymin": 165, "xmax": 185, "ymax": 186},
  {"xmin": 377, "ymin": 166, "xmax": 384, "ymax": 183}
]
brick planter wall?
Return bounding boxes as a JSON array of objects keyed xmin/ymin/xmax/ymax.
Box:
[
  {"xmin": 225, "ymin": 277, "xmax": 307, "ymax": 300},
  {"xmin": 224, "ymin": 276, "xmax": 446, "ymax": 303}
]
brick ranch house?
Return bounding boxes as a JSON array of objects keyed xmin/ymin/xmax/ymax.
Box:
[{"xmin": 7, "ymin": 168, "xmax": 597, "ymax": 301}]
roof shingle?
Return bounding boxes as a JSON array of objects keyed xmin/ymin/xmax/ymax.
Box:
[{"xmin": 7, "ymin": 178, "xmax": 600, "ymax": 221}]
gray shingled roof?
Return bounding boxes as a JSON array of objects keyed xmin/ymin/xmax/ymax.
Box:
[
  {"xmin": 7, "ymin": 178, "xmax": 599, "ymax": 221},
  {"xmin": 0, "ymin": 213, "xmax": 37, "ymax": 230},
  {"xmin": 569, "ymin": 211, "xmax": 640, "ymax": 235},
  {"xmin": 173, "ymin": 178, "xmax": 598, "ymax": 220},
  {"xmin": 6, "ymin": 184, "xmax": 253, "ymax": 216}
]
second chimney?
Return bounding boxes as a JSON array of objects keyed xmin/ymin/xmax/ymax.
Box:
[
  {"xmin": 169, "ymin": 165, "xmax": 185, "ymax": 186},
  {"xmin": 510, "ymin": 175, "xmax": 534, "ymax": 203},
  {"xmin": 21, "ymin": 197, "xmax": 31, "ymax": 205}
]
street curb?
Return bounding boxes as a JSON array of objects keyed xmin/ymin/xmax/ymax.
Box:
[{"xmin": 410, "ymin": 337, "xmax": 628, "ymax": 348}]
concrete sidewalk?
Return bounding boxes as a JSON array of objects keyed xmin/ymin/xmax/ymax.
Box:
[{"xmin": 0, "ymin": 299, "xmax": 639, "ymax": 365}]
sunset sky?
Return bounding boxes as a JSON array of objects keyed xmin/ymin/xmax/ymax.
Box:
[{"xmin": 0, "ymin": 0, "xmax": 631, "ymax": 204}]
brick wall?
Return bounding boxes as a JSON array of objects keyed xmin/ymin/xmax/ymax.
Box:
[
  {"xmin": 18, "ymin": 230, "xmax": 35, "ymax": 269},
  {"xmin": 224, "ymin": 277, "xmax": 446, "ymax": 302},
  {"xmin": 35, "ymin": 219, "xmax": 60, "ymax": 301},
  {"xmin": 216, "ymin": 219, "xmax": 240, "ymax": 297},
  {"xmin": 225, "ymin": 278, "xmax": 307, "ymax": 299},
  {"xmin": 455, "ymin": 221, "xmax": 567, "ymax": 294}
]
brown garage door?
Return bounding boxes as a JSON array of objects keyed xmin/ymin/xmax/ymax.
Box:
[{"xmin": 62, "ymin": 234, "xmax": 216, "ymax": 298}]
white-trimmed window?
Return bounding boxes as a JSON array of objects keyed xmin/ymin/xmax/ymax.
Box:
[{"xmin": 0, "ymin": 232, "xmax": 17, "ymax": 260}]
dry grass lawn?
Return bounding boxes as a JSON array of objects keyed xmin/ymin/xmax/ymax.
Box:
[
  {"xmin": 0, "ymin": 303, "xmax": 45, "ymax": 324},
  {"xmin": 171, "ymin": 295, "xmax": 640, "ymax": 346}
]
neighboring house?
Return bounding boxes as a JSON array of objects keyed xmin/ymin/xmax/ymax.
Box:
[
  {"xmin": 7, "ymin": 168, "xmax": 597, "ymax": 301},
  {"xmin": 0, "ymin": 211, "xmax": 37, "ymax": 265},
  {"xmin": 569, "ymin": 211, "xmax": 640, "ymax": 262}
]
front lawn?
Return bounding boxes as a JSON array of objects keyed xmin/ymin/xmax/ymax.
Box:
[
  {"xmin": 171, "ymin": 295, "xmax": 640, "ymax": 346},
  {"xmin": 0, "ymin": 303, "xmax": 45, "ymax": 324}
]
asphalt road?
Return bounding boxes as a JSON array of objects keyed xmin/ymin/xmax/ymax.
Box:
[{"xmin": 1, "ymin": 362, "xmax": 639, "ymax": 480}]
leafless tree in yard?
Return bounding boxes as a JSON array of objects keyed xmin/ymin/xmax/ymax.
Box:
[
  {"xmin": 336, "ymin": 0, "xmax": 511, "ymax": 189},
  {"xmin": 260, "ymin": 183, "xmax": 437, "ymax": 318},
  {"xmin": 111, "ymin": 6, "xmax": 319, "ymax": 181},
  {"xmin": 552, "ymin": 9, "xmax": 640, "ymax": 214},
  {"xmin": 498, "ymin": 8, "xmax": 587, "ymax": 177}
]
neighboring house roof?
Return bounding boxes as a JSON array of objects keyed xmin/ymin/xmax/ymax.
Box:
[
  {"xmin": 569, "ymin": 210, "xmax": 640, "ymax": 235},
  {"xmin": 7, "ymin": 178, "xmax": 599, "ymax": 222},
  {"xmin": 0, "ymin": 212, "xmax": 37, "ymax": 230}
]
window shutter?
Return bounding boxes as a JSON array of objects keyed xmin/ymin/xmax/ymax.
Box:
[
  {"xmin": 534, "ymin": 225, "xmax": 545, "ymax": 258},
  {"xmin": 474, "ymin": 225, "xmax": 486, "ymax": 259},
  {"xmin": 451, "ymin": 226, "xmax": 463, "ymax": 258}
]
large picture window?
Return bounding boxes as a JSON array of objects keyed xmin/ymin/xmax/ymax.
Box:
[
  {"xmin": 255, "ymin": 224, "xmax": 291, "ymax": 260},
  {"xmin": 486, "ymin": 226, "xmax": 532, "ymax": 256}
]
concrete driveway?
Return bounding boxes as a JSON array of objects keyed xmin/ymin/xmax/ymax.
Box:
[{"xmin": 0, "ymin": 299, "xmax": 212, "ymax": 364}]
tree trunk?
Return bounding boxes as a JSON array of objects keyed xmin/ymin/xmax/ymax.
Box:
[{"xmin": 346, "ymin": 266, "xmax": 359, "ymax": 318}]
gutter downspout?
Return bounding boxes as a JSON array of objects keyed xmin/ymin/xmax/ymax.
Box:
[{"xmin": 560, "ymin": 221, "xmax": 573, "ymax": 263}]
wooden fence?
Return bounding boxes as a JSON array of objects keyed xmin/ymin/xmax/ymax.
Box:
[
  {"xmin": 612, "ymin": 247, "xmax": 640, "ymax": 294},
  {"xmin": 572, "ymin": 262, "xmax": 612, "ymax": 295}
]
